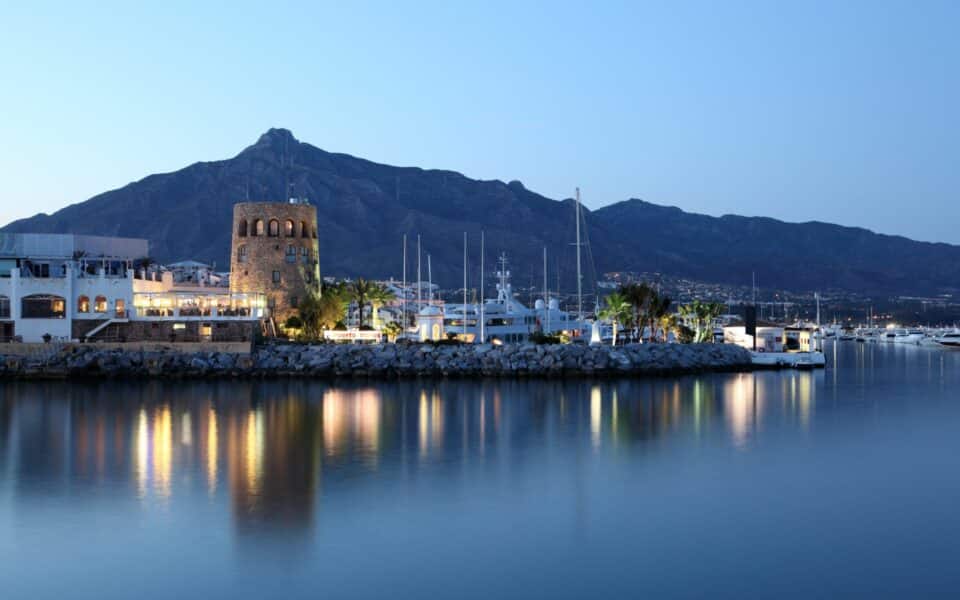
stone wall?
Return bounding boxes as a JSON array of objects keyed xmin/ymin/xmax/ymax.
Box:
[
  {"xmin": 230, "ymin": 202, "xmax": 321, "ymax": 322},
  {"xmin": 70, "ymin": 319, "xmax": 255, "ymax": 342},
  {"xmin": 0, "ymin": 342, "xmax": 754, "ymax": 380}
]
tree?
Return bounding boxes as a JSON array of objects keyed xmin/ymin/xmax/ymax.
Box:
[
  {"xmin": 647, "ymin": 293, "xmax": 673, "ymax": 342},
  {"xmin": 297, "ymin": 283, "xmax": 350, "ymax": 339},
  {"xmin": 679, "ymin": 300, "xmax": 723, "ymax": 343},
  {"xmin": 366, "ymin": 283, "xmax": 396, "ymax": 329},
  {"xmin": 349, "ymin": 278, "xmax": 375, "ymax": 329},
  {"xmin": 620, "ymin": 282, "xmax": 652, "ymax": 340},
  {"xmin": 599, "ymin": 292, "xmax": 632, "ymax": 346},
  {"xmin": 383, "ymin": 321, "xmax": 403, "ymax": 343}
]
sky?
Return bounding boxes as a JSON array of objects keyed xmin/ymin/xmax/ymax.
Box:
[{"xmin": 0, "ymin": 0, "xmax": 957, "ymax": 243}]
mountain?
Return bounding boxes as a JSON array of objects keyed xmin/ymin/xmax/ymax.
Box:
[{"xmin": 4, "ymin": 128, "xmax": 960, "ymax": 296}]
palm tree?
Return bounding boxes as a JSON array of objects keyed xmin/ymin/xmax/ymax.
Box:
[
  {"xmin": 349, "ymin": 278, "xmax": 375, "ymax": 329},
  {"xmin": 599, "ymin": 292, "xmax": 632, "ymax": 346},
  {"xmin": 620, "ymin": 282, "xmax": 652, "ymax": 340},
  {"xmin": 679, "ymin": 300, "xmax": 723, "ymax": 343},
  {"xmin": 658, "ymin": 313, "xmax": 679, "ymax": 342},
  {"xmin": 366, "ymin": 283, "xmax": 396, "ymax": 330},
  {"xmin": 647, "ymin": 293, "xmax": 673, "ymax": 342}
]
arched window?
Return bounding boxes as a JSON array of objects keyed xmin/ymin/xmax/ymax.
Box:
[
  {"xmin": 312, "ymin": 226, "xmax": 318, "ymax": 239},
  {"xmin": 237, "ymin": 220, "xmax": 248, "ymax": 237},
  {"xmin": 21, "ymin": 294, "xmax": 66, "ymax": 319},
  {"xmin": 268, "ymin": 219, "xmax": 280, "ymax": 237},
  {"xmin": 115, "ymin": 299, "xmax": 126, "ymax": 317},
  {"xmin": 252, "ymin": 219, "xmax": 264, "ymax": 236},
  {"xmin": 237, "ymin": 245, "xmax": 248, "ymax": 263},
  {"xmin": 0, "ymin": 295, "xmax": 10, "ymax": 319},
  {"xmin": 94, "ymin": 295, "xmax": 108, "ymax": 313},
  {"xmin": 300, "ymin": 221, "xmax": 309, "ymax": 238},
  {"xmin": 78, "ymin": 295, "xmax": 90, "ymax": 313},
  {"xmin": 284, "ymin": 220, "xmax": 295, "ymax": 237}
]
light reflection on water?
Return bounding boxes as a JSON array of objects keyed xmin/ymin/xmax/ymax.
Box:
[{"xmin": 2, "ymin": 342, "xmax": 960, "ymax": 598}]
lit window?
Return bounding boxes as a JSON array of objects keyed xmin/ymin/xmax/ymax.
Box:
[
  {"xmin": 253, "ymin": 219, "xmax": 264, "ymax": 236},
  {"xmin": 21, "ymin": 294, "xmax": 66, "ymax": 319},
  {"xmin": 284, "ymin": 220, "xmax": 295, "ymax": 237},
  {"xmin": 115, "ymin": 299, "xmax": 125, "ymax": 317},
  {"xmin": 94, "ymin": 295, "xmax": 108, "ymax": 313},
  {"xmin": 268, "ymin": 219, "xmax": 280, "ymax": 237},
  {"xmin": 77, "ymin": 295, "xmax": 90, "ymax": 313}
]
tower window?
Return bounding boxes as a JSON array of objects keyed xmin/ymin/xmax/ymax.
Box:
[
  {"xmin": 237, "ymin": 220, "xmax": 248, "ymax": 237},
  {"xmin": 272, "ymin": 270, "xmax": 281, "ymax": 284},
  {"xmin": 285, "ymin": 245, "xmax": 296, "ymax": 263},
  {"xmin": 301, "ymin": 221, "xmax": 309, "ymax": 238},
  {"xmin": 252, "ymin": 219, "xmax": 264, "ymax": 236},
  {"xmin": 285, "ymin": 220, "xmax": 295, "ymax": 237},
  {"xmin": 268, "ymin": 219, "xmax": 280, "ymax": 237},
  {"xmin": 237, "ymin": 245, "xmax": 248, "ymax": 263}
]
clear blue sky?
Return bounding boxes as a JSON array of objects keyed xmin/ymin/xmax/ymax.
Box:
[{"xmin": 1, "ymin": 1, "xmax": 957, "ymax": 242}]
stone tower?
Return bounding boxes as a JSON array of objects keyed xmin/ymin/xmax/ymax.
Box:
[{"xmin": 230, "ymin": 200, "xmax": 321, "ymax": 322}]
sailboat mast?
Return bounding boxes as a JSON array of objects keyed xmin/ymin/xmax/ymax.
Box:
[
  {"xmin": 417, "ymin": 235, "xmax": 422, "ymax": 309},
  {"xmin": 463, "ymin": 232, "xmax": 468, "ymax": 339},
  {"xmin": 576, "ymin": 187, "xmax": 583, "ymax": 320},
  {"xmin": 543, "ymin": 245, "xmax": 549, "ymax": 333},
  {"xmin": 480, "ymin": 231, "xmax": 485, "ymax": 343},
  {"xmin": 402, "ymin": 234, "xmax": 407, "ymax": 329},
  {"xmin": 428, "ymin": 254, "xmax": 432, "ymax": 303}
]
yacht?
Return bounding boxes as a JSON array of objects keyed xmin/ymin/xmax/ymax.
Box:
[
  {"xmin": 935, "ymin": 330, "xmax": 960, "ymax": 349},
  {"xmin": 437, "ymin": 255, "xmax": 590, "ymax": 344},
  {"xmin": 893, "ymin": 329, "xmax": 925, "ymax": 345}
]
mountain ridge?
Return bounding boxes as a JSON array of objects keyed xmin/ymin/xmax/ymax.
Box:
[{"xmin": 4, "ymin": 128, "xmax": 959, "ymax": 295}]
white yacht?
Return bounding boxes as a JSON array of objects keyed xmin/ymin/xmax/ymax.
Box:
[
  {"xmin": 438, "ymin": 255, "xmax": 590, "ymax": 344},
  {"xmin": 893, "ymin": 329, "xmax": 925, "ymax": 345},
  {"xmin": 935, "ymin": 330, "xmax": 960, "ymax": 349}
]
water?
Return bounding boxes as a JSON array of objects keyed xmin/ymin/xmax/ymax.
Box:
[{"xmin": 1, "ymin": 342, "xmax": 959, "ymax": 598}]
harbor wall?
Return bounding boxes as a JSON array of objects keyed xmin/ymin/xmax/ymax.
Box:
[{"xmin": 0, "ymin": 342, "xmax": 752, "ymax": 380}]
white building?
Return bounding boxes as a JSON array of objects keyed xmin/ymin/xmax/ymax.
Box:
[{"xmin": 0, "ymin": 233, "xmax": 265, "ymax": 343}]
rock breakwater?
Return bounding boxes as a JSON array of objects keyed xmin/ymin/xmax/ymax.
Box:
[{"xmin": 0, "ymin": 342, "xmax": 753, "ymax": 380}]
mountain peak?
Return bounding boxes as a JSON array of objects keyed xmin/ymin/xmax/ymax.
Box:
[{"xmin": 257, "ymin": 128, "xmax": 297, "ymax": 144}]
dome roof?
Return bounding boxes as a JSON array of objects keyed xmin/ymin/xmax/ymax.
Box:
[{"xmin": 419, "ymin": 305, "xmax": 442, "ymax": 316}]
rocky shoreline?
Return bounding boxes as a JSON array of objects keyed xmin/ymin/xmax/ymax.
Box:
[{"xmin": 0, "ymin": 342, "xmax": 754, "ymax": 380}]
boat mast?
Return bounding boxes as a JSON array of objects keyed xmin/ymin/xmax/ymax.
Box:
[
  {"xmin": 480, "ymin": 231, "xmax": 485, "ymax": 343},
  {"xmin": 402, "ymin": 234, "xmax": 407, "ymax": 329},
  {"xmin": 417, "ymin": 235, "xmax": 422, "ymax": 309},
  {"xmin": 428, "ymin": 254, "xmax": 433, "ymax": 304},
  {"xmin": 543, "ymin": 245, "xmax": 549, "ymax": 333},
  {"xmin": 576, "ymin": 187, "xmax": 583, "ymax": 321},
  {"xmin": 463, "ymin": 232, "xmax": 468, "ymax": 339}
]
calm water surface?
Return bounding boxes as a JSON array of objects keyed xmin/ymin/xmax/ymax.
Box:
[{"xmin": 2, "ymin": 342, "xmax": 960, "ymax": 598}]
